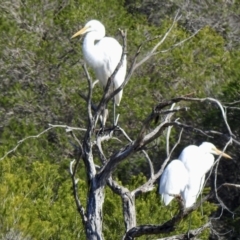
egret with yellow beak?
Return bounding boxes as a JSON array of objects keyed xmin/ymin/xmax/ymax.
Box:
[
  {"xmin": 159, "ymin": 142, "xmax": 231, "ymax": 208},
  {"xmin": 71, "ymin": 20, "xmax": 127, "ymax": 126}
]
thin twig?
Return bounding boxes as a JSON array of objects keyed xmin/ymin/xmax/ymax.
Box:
[
  {"xmin": 133, "ymin": 11, "xmax": 181, "ymax": 70},
  {"xmin": 166, "ymin": 103, "xmax": 176, "ymax": 156},
  {"xmin": 159, "ymin": 28, "xmax": 201, "ymax": 54},
  {"xmin": 0, "ymin": 126, "xmax": 54, "ymax": 161},
  {"xmin": 142, "ymin": 150, "xmax": 155, "ymax": 179},
  {"xmin": 223, "ymin": 183, "xmax": 240, "ymax": 188},
  {"xmin": 82, "ymin": 64, "xmax": 93, "ymax": 124},
  {"xmin": 69, "ymin": 158, "xmax": 87, "ymax": 225},
  {"xmin": 48, "ymin": 124, "xmax": 87, "ymax": 131},
  {"xmin": 213, "ymin": 139, "xmax": 234, "ymax": 215},
  {"xmin": 224, "ymin": 100, "xmax": 240, "ymax": 106},
  {"xmin": 132, "ymin": 128, "xmax": 183, "ymax": 197},
  {"xmin": 117, "ymin": 126, "xmax": 155, "ymax": 180}
]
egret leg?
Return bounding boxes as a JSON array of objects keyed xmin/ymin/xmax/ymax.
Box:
[
  {"xmin": 113, "ymin": 97, "xmax": 116, "ymax": 126},
  {"xmin": 99, "ymin": 104, "xmax": 108, "ymax": 132},
  {"xmin": 102, "ymin": 108, "xmax": 108, "ymax": 129},
  {"xmin": 112, "ymin": 83, "xmax": 116, "ymax": 126}
]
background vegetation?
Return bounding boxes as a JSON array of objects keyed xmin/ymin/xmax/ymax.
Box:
[{"xmin": 0, "ymin": 0, "xmax": 240, "ymax": 239}]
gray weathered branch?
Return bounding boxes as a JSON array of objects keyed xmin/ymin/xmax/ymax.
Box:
[
  {"xmin": 107, "ymin": 177, "xmax": 136, "ymax": 230},
  {"xmin": 157, "ymin": 221, "xmax": 211, "ymax": 240}
]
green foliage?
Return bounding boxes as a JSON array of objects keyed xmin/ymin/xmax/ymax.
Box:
[{"xmin": 0, "ymin": 157, "xmax": 85, "ymax": 239}]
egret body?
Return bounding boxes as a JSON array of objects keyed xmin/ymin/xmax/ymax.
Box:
[
  {"xmin": 159, "ymin": 142, "xmax": 231, "ymax": 208},
  {"xmin": 179, "ymin": 142, "xmax": 231, "ymax": 208},
  {"xmin": 71, "ymin": 20, "xmax": 127, "ymax": 125}
]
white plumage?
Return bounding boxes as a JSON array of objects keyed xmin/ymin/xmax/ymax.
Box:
[
  {"xmin": 159, "ymin": 142, "xmax": 231, "ymax": 208},
  {"xmin": 159, "ymin": 160, "xmax": 189, "ymax": 206},
  {"xmin": 71, "ymin": 20, "xmax": 126, "ymax": 106}
]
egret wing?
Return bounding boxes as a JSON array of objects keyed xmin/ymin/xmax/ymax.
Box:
[
  {"xmin": 95, "ymin": 37, "xmax": 126, "ymax": 105},
  {"xmin": 159, "ymin": 160, "xmax": 188, "ymax": 206}
]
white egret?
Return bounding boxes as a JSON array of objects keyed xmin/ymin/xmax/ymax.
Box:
[
  {"xmin": 159, "ymin": 160, "xmax": 189, "ymax": 206},
  {"xmin": 159, "ymin": 142, "xmax": 231, "ymax": 208},
  {"xmin": 71, "ymin": 20, "xmax": 127, "ymax": 125},
  {"xmin": 179, "ymin": 142, "xmax": 231, "ymax": 208}
]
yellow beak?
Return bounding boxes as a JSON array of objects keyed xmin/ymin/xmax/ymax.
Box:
[
  {"xmin": 214, "ymin": 148, "xmax": 232, "ymax": 159},
  {"xmin": 71, "ymin": 26, "xmax": 90, "ymax": 39}
]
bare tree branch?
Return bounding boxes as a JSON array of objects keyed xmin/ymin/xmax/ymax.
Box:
[
  {"xmin": 157, "ymin": 221, "xmax": 211, "ymax": 240},
  {"xmin": 107, "ymin": 177, "xmax": 136, "ymax": 230},
  {"xmin": 97, "ymin": 96, "xmax": 233, "ymax": 187},
  {"xmin": 132, "ymin": 128, "xmax": 183, "ymax": 197},
  {"xmin": 0, "ymin": 126, "xmax": 51, "ymax": 160},
  {"xmin": 224, "ymin": 100, "xmax": 240, "ymax": 106},
  {"xmin": 123, "ymin": 189, "xmax": 213, "ymax": 240},
  {"xmin": 133, "ymin": 11, "xmax": 181, "ymax": 70},
  {"xmin": 159, "ymin": 28, "xmax": 201, "ymax": 54},
  {"xmin": 223, "ymin": 183, "xmax": 240, "ymax": 188},
  {"xmin": 213, "ymin": 140, "xmax": 234, "ymax": 215},
  {"xmin": 82, "ymin": 64, "xmax": 93, "ymax": 124},
  {"xmin": 48, "ymin": 124, "xmax": 87, "ymax": 132},
  {"xmin": 205, "ymin": 130, "xmax": 240, "ymax": 145},
  {"xmin": 166, "ymin": 104, "xmax": 176, "ymax": 157},
  {"xmin": 70, "ymin": 159, "xmax": 87, "ymax": 226},
  {"xmin": 117, "ymin": 126, "xmax": 155, "ymax": 180},
  {"xmin": 94, "ymin": 130, "xmax": 121, "ymax": 164}
]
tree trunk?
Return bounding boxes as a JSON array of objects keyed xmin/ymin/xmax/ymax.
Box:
[
  {"xmin": 86, "ymin": 182, "xmax": 105, "ymax": 240},
  {"xmin": 123, "ymin": 192, "xmax": 136, "ymax": 231}
]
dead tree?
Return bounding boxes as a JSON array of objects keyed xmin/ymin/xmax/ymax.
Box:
[{"xmin": 66, "ymin": 14, "xmax": 237, "ymax": 240}]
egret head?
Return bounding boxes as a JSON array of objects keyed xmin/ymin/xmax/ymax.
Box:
[
  {"xmin": 199, "ymin": 142, "xmax": 232, "ymax": 159},
  {"xmin": 71, "ymin": 20, "xmax": 105, "ymax": 39}
]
